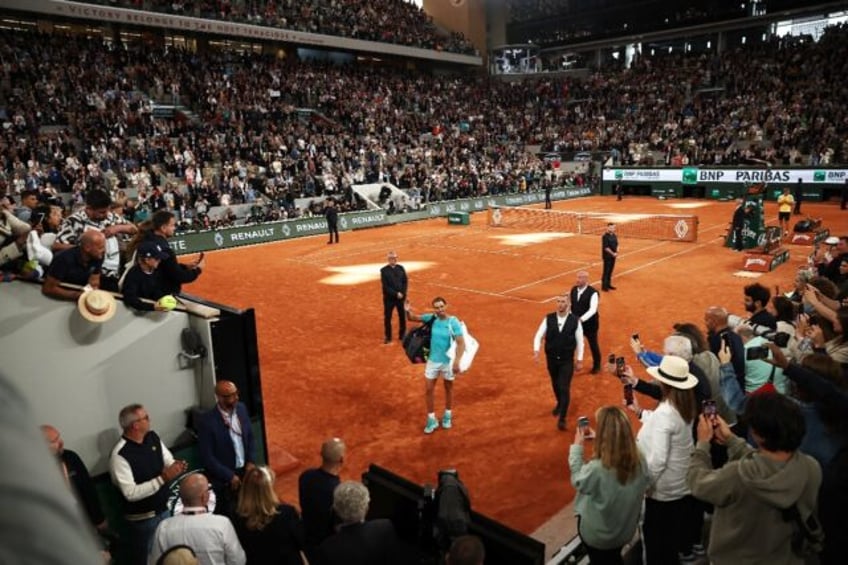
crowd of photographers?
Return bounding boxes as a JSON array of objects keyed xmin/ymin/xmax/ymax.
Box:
[{"xmin": 574, "ymin": 235, "xmax": 847, "ymax": 563}]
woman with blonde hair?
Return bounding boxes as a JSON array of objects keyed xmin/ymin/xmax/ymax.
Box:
[
  {"xmin": 569, "ymin": 406, "xmax": 649, "ymax": 564},
  {"xmin": 234, "ymin": 466, "xmax": 306, "ymax": 565}
]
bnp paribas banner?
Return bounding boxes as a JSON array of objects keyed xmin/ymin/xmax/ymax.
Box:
[
  {"xmin": 171, "ymin": 187, "xmax": 593, "ymax": 254},
  {"xmin": 602, "ymin": 167, "xmax": 848, "ymax": 184}
]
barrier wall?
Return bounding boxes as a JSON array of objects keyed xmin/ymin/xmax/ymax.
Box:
[
  {"xmin": 0, "ymin": 281, "xmax": 216, "ymax": 474},
  {"xmin": 169, "ymin": 187, "xmax": 593, "ymax": 254}
]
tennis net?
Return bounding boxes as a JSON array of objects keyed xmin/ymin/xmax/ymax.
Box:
[{"xmin": 486, "ymin": 206, "xmax": 699, "ymax": 242}]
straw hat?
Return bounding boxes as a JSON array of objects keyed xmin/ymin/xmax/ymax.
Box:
[
  {"xmin": 646, "ymin": 355, "xmax": 698, "ymax": 390},
  {"xmin": 78, "ymin": 289, "xmax": 117, "ymax": 323}
]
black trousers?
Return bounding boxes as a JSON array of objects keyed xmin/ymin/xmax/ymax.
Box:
[
  {"xmin": 327, "ymin": 223, "xmax": 339, "ymax": 243},
  {"xmin": 794, "ymin": 199, "xmax": 802, "ymax": 214},
  {"xmin": 643, "ymin": 496, "xmax": 699, "ymax": 564},
  {"xmin": 546, "ymin": 354, "xmax": 575, "ymax": 421},
  {"xmin": 578, "ymin": 517, "xmax": 623, "ymax": 565},
  {"xmin": 601, "ymin": 257, "xmax": 616, "ymax": 289},
  {"xmin": 583, "ymin": 326, "xmax": 602, "ymax": 370},
  {"xmin": 383, "ymin": 296, "xmax": 406, "ymax": 340}
]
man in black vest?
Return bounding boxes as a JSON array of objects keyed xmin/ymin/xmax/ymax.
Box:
[
  {"xmin": 570, "ymin": 270, "xmax": 601, "ymax": 374},
  {"xmin": 533, "ymin": 294, "xmax": 584, "ymax": 431},
  {"xmin": 109, "ymin": 404, "xmax": 187, "ymax": 565},
  {"xmin": 601, "ymin": 223, "xmax": 618, "ymax": 290},
  {"xmin": 380, "ymin": 250, "xmax": 408, "ymax": 343}
]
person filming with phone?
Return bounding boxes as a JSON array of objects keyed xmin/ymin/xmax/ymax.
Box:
[
  {"xmin": 569, "ymin": 406, "xmax": 649, "ymax": 564},
  {"xmin": 129, "ymin": 210, "xmax": 205, "ymax": 296}
]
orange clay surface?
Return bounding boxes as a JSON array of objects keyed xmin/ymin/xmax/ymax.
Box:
[{"xmin": 189, "ymin": 196, "xmax": 846, "ymax": 535}]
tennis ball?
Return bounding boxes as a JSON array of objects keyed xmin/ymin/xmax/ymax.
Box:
[{"xmin": 158, "ymin": 295, "xmax": 178, "ymax": 311}]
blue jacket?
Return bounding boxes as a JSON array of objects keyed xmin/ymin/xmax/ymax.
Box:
[{"xmin": 198, "ymin": 402, "xmax": 256, "ymax": 486}]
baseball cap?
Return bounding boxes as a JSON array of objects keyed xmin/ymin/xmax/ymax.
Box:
[{"xmin": 138, "ymin": 241, "xmax": 168, "ymax": 260}]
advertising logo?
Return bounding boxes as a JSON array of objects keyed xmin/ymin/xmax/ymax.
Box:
[
  {"xmin": 614, "ymin": 170, "xmax": 623, "ymax": 180},
  {"xmin": 681, "ymin": 168, "xmax": 698, "ymax": 185},
  {"xmin": 813, "ymin": 171, "xmax": 826, "ymax": 182}
]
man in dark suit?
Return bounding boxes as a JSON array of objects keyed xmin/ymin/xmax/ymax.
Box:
[
  {"xmin": 41, "ymin": 424, "xmax": 107, "ymax": 531},
  {"xmin": 316, "ymin": 481, "xmax": 400, "ymax": 565},
  {"xmin": 198, "ymin": 379, "xmax": 256, "ymax": 517},
  {"xmin": 601, "ymin": 223, "xmax": 618, "ymax": 290},
  {"xmin": 300, "ymin": 438, "xmax": 346, "ymax": 553},
  {"xmin": 570, "ymin": 270, "xmax": 601, "ymax": 374},
  {"xmin": 324, "ymin": 197, "xmax": 339, "ymax": 244},
  {"xmin": 380, "ymin": 250, "xmax": 408, "ymax": 344}
]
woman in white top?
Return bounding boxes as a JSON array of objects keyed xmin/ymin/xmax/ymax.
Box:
[{"xmin": 629, "ymin": 355, "xmax": 700, "ymax": 564}]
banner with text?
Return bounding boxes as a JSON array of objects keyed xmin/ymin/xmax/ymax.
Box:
[
  {"xmin": 602, "ymin": 167, "xmax": 848, "ymax": 185},
  {"xmin": 171, "ymin": 187, "xmax": 592, "ymax": 254}
]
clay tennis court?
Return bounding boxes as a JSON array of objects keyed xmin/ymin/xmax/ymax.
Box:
[{"xmin": 189, "ymin": 195, "xmax": 844, "ymax": 536}]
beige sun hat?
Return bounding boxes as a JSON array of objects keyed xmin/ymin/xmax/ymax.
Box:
[
  {"xmin": 646, "ymin": 355, "xmax": 699, "ymax": 390},
  {"xmin": 77, "ymin": 289, "xmax": 117, "ymax": 323}
]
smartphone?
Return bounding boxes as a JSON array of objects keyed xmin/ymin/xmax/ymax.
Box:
[
  {"xmin": 615, "ymin": 356, "xmax": 625, "ymax": 376},
  {"xmin": 30, "ymin": 211, "xmax": 45, "ymax": 226},
  {"xmin": 624, "ymin": 383, "xmax": 634, "ymax": 405},
  {"xmin": 608, "ymin": 353, "xmax": 616, "ymax": 365},
  {"xmin": 198, "ymin": 252, "xmax": 205, "ymax": 261},
  {"xmin": 721, "ymin": 332, "xmax": 731, "ymax": 349},
  {"xmin": 577, "ymin": 416, "xmax": 590, "ymax": 429},
  {"xmin": 632, "ymin": 333, "xmax": 640, "ymax": 341},
  {"xmin": 746, "ymin": 345, "xmax": 770, "ymax": 361},
  {"xmin": 702, "ymin": 399, "xmax": 717, "ymax": 417}
]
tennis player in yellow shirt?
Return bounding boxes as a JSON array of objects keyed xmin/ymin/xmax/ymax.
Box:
[{"xmin": 777, "ymin": 187, "xmax": 794, "ymax": 238}]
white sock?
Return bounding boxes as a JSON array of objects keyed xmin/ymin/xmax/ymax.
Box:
[
  {"xmin": 428, "ymin": 412, "xmax": 436, "ymax": 420},
  {"xmin": 444, "ymin": 410, "xmax": 452, "ymax": 416}
]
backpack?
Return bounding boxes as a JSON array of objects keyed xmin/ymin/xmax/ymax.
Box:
[
  {"xmin": 433, "ymin": 470, "xmax": 471, "ymax": 550},
  {"xmin": 794, "ymin": 219, "xmax": 812, "ymax": 233},
  {"xmin": 403, "ymin": 316, "xmax": 436, "ymax": 364}
]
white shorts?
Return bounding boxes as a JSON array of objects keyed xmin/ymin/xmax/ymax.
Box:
[{"xmin": 424, "ymin": 360, "xmax": 454, "ymax": 381}]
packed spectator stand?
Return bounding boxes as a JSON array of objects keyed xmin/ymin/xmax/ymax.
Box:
[{"xmin": 75, "ymin": 0, "xmax": 479, "ymax": 55}]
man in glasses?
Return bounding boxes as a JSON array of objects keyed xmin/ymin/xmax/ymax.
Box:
[
  {"xmin": 109, "ymin": 404, "xmax": 187, "ymax": 565},
  {"xmin": 198, "ymin": 380, "xmax": 256, "ymax": 517}
]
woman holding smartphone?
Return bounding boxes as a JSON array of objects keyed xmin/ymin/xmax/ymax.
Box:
[
  {"xmin": 628, "ymin": 355, "xmax": 701, "ymax": 564},
  {"xmin": 569, "ymin": 406, "xmax": 649, "ymax": 564}
]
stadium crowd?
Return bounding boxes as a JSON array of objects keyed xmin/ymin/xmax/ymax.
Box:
[
  {"xmin": 75, "ymin": 0, "xmax": 478, "ymax": 55},
  {"xmin": 3, "ymin": 10, "xmax": 848, "ymax": 563}
]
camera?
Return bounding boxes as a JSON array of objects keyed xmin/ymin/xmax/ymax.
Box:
[{"xmin": 746, "ymin": 345, "xmax": 770, "ymax": 361}]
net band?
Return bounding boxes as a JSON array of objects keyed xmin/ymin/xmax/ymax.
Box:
[{"xmin": 486, "ymin": 206, "xmax": 698, "ymax": 242}]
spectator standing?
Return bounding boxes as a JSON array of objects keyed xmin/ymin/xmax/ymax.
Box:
[
  {"xmin": 380, "ymin": 250, "xmax": 408, "ymax": 344},
  {"xmin": 41, "ymin": 230, "xmax": 105, "ymax": 301},
  {"xmin": 149, "ymin": 473, "xmax": 246, "ymax": 565},
  {"xmin": 109, "ymin": 404, "xmax": 187, "ymax": 565},
  {"xmin": 628, "ymin": 356, "xmax": 701, "ymax": 564},
  {"xmin": 569, "ymin": 406, "xmax": 649, "ymax": 564},
  {"xmin": 0, "ymin": 205, "xmax": 30, "ymax": 275},
  {"xmin": 570, "ymin": 270, "xmax": 601, "ymax": 373},
  {"xmin": 299, "ymin": 438, "xmax": 345, "ymax": 554},
  {"xmin": 121, "ymin": 241, "xmax": 170, "ymax": 311},
  {"xmin": 234, "ymin": 466, "xmax": 306, "ymax": 565},
  {"xmin": 198, "ymin": 380, "xmax": 256, "ymax": 518},
  {"xmin": 315, "ymin": 481, "xmax": 400, "ymax": 565},
  {"xmin": 686, "ymin": 393, "xmax": 822, "ymax": 564},
  {"xmin": 41, "ymin": 424, "xmax": 107, "ymax": 531},
  {"xmin": 601, "ymin": 223, "xmax": 618, "ymax": 291},
  {"xmin": 406, "ymin": 297, "xmax": 466, "ymax": 434},
  {"xmin": 136, "ymin": 211, "xmax": 204, "ymax": 296},
  {"xmin": 53, "ymin": 189, "xmax": 137, "ymax": 291},
  {"xmin": 533, "ymin": 293, "xmax": 585, "ymax": 431}
]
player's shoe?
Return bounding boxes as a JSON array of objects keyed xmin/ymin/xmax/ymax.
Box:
[
  {"xmin": 441, "ymin": 412, "xmax": 452, "ymax": 429},
  {"xmin": 424, "ymin": 416, "xmax": 439, "ymax": 434}
]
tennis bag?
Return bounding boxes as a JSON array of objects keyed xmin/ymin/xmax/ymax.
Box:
[{"xmin": 403, "ymin": 316, "xmax": 435, "ymax": 363}]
